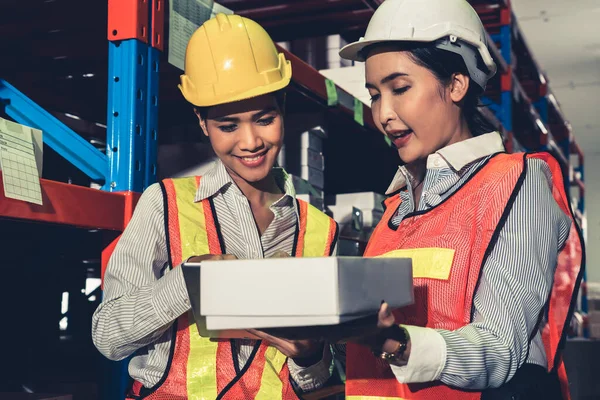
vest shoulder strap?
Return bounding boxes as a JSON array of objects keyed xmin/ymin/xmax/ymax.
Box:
[
  {"xmin": 295, "ymin": 199, "xmax": 338, "ymax": 257},
  {"xmin": 161, "ymin": 176, "xmax": 222, "ymax": 265}
]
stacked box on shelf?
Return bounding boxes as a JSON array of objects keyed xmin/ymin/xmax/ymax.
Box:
[
  {"xmin": 287, "ymin": 127, "xmax": 328, "ymax": 211},
  {"xmin": 326, "ymin": 192, "xmax": 386, "ymax": 256},
  {"xmin": 584, "ymin": 283, "xmax": 600, "ymax": 339},
  {"xmin": 292, "ymin": 174, "xmax": 325, "ymax": 212},
  {"xmin": 328, "ymin": 192, "xmax": 386, "ymax": 232},
  {"xmin": 300, "ymin": 126, "xmax": 326, "ymax": 192}
]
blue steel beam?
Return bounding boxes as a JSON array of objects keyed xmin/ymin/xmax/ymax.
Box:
[
  {"xmin": 481, "ymin": 96, "xmax": 501, "ymax": 116},
  {"xmin": 480, "ymin": 94, "xmax": 512, "ymax": 133},
  {"xmin": 103, "ymin": 38, "xmax": 149, "ymax": 400},
  {"xmin": 534, "ymin": 98, "xmax": 548, "ymax": 123},
  {"xmin": 500, "ymin": 25, "xmax": 511, "ymax": 65},
  {"xmin": 0, "ymin": 79, "xmax": 108, "ymax": 182},
  {"xmin": 490, "ymin": 26, "xmax": 512, "ymax": 66},
  {"xmin": 144, "ymin": 0, "xmax": 160, "ymax": 189},
  {"xmin": 145, "ymin": 46, "xmax": 160, "ymax": 189},
  {"xmin": 105, "ymin": 39, "xmax": 149, "ymax": 193}
]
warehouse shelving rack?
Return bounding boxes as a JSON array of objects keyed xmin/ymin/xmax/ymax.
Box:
[
  {"xmin": 0, "ymin": 1, "xmax": 396, "ymax": 398},
  {"xmin": 0, "ymin": 0, "xmax": 587, "ymax": 398}
]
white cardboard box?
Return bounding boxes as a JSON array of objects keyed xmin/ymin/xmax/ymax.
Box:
[
  {"xmin": 301, "ymin": 165, "xmax": 325, "ymax": 189},
  {"xmin": 296, "ymin": 194, "xmax": 324, "ymax": 211},
  {"xmin": 330, "ymin": 192, "xmax": 386, "ymax": 212},
  {"xmin": 328, "ymin": 204, "xmax": 384, "ymax": 229},
  {"xmin": 183, "ymin": 257, "xmax": 413, "ymax": 331},
  {"xmin": 301, "ymin": 131, "xmax": 323, "ymax": 152},
  {"xmin": 301, "ymin": 148, "xmax": 325, "ymax": 170}
]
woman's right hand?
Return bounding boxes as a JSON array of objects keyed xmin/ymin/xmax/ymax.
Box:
[{"xmin": 186, "ymin": 254, "xmax": 238, "ymax": 263}]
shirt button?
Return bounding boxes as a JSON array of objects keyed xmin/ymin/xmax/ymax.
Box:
[
  {"xmin": 184, "ymin": 298, "xmax": 190, "ymax": 306},
  {"xmin": 166, "ymin": 310, "xmax": 174, "ymax": 318},
  {"xmin": 433, "ymin": 159, "xmax": 442, "ymax": 167}
]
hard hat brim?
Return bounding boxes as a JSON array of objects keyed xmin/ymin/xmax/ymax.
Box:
[
  {"xmin": 181, "ymin": 75, "xmax": 291, "ymax": 108},
  {"xmin": 339, "ymin": 38, "xmax": 392, "ymax": 62},
  {"xmin": 180, "ymin": 57, "xmax": 292, "ymax": 108},
  {"xmin": 340, "ymin": 37, "xmax": 497, "ymax": 80}
]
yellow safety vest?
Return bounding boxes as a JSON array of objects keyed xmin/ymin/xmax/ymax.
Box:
[{"xmin": 128, "ymin": 176, "xmax": 338, "ymax": 400}]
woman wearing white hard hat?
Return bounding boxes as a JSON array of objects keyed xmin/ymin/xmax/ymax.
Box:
[{"xmin": 339, "ymin": 0, "xmax": 583, "ymax": 399}]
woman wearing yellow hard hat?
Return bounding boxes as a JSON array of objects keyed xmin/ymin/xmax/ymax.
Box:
[
  {"xmin": 338, "ymin": 0, "xmax": 583, "ymax": 399},
  {"xmin": 93, "ymin": 13, "xmax": 338, "ymax": 399}
]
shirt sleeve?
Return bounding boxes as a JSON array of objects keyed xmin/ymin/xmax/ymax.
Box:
[
  {"xmin": 287, "ymin": 345, "xmax": 334, "ymax": 392},
  {"xmin": 389, "ymin": 158, "xmax": 572, "ymax": 389},
  {"xmin": 91, "ymin": 183, "xmax": 192, "ymax": 361}
]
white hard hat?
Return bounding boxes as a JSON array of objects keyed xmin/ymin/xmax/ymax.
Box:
[{"xmin": 339, "ymin": 0, "xmax": 497, "ymax": 90}]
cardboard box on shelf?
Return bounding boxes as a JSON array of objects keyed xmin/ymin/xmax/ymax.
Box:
[
  {"xmin": 301, "ymin": 166, "xmax": 325, "ymax": 189},
  {"xmin": 587, "ymin": 282, "xmax": 600, "ymax": 312},
  {"xmin": 327, "ymin": 192, "xmax": 387, "ymax": 212},
  {"xmin": 182, "ymin": 257, "xmax": 413, "ymax": 337},
  {"xmin": 588, "ymin": 299, "xmax": 600, "ymax": 313},
  {"xmin": 301, "ymin": 148, "xmax": 325, "ymax": 171},
  {"xmin": 301, "ymin": 130, "xmax": 323, "ymax": 152},
  {"xmin": 296, "ymin": 194, "xmax": 325, "ymax": 211},
  {"xmin": 277, "ymin": 144, "xmax": 286, "ymax": 169},
  {"xmin": 329, "ymin": 204, "xmax": 384, "ymax": 229},
  {"xmin": 587, "ymin": 310, "xmax": 600, "ymax": 325},
  {"xmin": 290, "ymin": 174, "xmax": 321, "ymax": 196},
  {"xmin": 589, "ymin": 323, "xmax": 600, "ymax": 340}
]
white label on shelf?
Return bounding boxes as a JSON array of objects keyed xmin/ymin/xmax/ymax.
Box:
[
  {"xmin": 0, "ymin": 117, "xmax": 43, "ymax": 205},
  {"xmin": 168, "ymin": 0, "xmax": 233, "ymax": 71}
]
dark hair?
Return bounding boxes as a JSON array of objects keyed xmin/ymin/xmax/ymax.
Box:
[
  {"xmin": 194, "ymin": 90, "xmax": 287, "ymax": 121},
  {"xmin": 364, "ymin": 42, "xmax": 496, "ymax": 136}
]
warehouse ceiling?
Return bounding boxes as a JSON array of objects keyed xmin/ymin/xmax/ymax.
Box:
[{"xmin": 512, "ymin": 0, "xmax": 600, "ymax": 154}]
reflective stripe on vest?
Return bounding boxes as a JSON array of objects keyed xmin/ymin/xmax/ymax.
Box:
[
  {"xmin": 346, "ymin": 153, "xmax": 583, "ymax": 400},
  {"xmin": 295, "ymin": 198, "xmax": 338, "ymax": 257},
  {"xmin": 129, "ymin": 176, "xmax": 337, "ymax": 399}
]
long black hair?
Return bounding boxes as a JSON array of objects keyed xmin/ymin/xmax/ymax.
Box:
[{"xmin": 364, "ymin": 41, "xmax": 496, "ymax": 136}]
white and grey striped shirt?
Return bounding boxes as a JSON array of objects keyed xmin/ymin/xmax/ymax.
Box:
[
  {"xmin": 92, "ymin": 160, "xmax": 333, "ymax": 392},
  {"xmin": 384, "ymin": 132, "xmax": 572, "ymax": 389}
]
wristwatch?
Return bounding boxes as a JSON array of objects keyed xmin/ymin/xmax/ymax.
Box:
[{"xmin": 373, "ymin": 325, "xmax": 409, "ymax": 363}]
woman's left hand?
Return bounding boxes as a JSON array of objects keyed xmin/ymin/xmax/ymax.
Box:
[
  {"xmin": 247, "ymin": 329, "xmax": 325, "ymax": 367},
  {"xmin": 377, "ymin": 302, "xmax": 405, "ymax": 353}
]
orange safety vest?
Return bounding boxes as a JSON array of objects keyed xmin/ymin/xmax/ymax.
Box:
[
  {"xmin": 346, "ymin": 153, "xmax": 583, "ymax": 400},
  {"xmin": 127, "ymin": 176, "xmax": 338, "ymax": 400}
]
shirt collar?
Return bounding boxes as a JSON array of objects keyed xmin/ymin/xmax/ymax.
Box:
[
  {"xmin": 385, "ymin": 131, "xmax": 505, "ymax": 194},
  {"xmin": 194, "ymin": 159, "xmax": 296, "ymax": 204},
  {"xmin": 194, "ymin": 159, "xmax": 232, "ymax": 202}
]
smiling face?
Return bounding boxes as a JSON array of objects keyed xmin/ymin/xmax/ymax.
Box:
[
  {"xmin": 365, "ymin": 45, "xmax": 471, "ymax": 165},
  {"xmin": 197, "ymin": 94, "xmax": 283, "ymax": 185}
]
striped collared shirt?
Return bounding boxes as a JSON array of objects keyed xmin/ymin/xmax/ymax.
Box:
[
  {"xmin": 92, "ymin": 160, "xmax": 333, "ymax": 392},
  {"xmin": 384, "ymin": 132, "xmax": 572, "ymax": 389}
]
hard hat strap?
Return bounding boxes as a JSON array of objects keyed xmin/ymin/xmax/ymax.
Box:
[{"xmin": 434, "ymin": 37, "xmax": 488, "ymax": 91}]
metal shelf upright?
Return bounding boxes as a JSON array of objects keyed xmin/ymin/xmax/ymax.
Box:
[
  {"xmin": 472, "ymin": 0, "xmax": 515, "ymax": 151},
  {"xmin": 103, "ymin": 1, "xmax": 165, "ymax": 398},
  {"xmin": 0, "ymin": 0, "xmax": 165, "ymax": 396}
]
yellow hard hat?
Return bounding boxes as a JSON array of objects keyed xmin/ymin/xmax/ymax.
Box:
[{"xmin": 179, "ymin": 13, "xmax": 292, "ymax": 107}]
